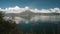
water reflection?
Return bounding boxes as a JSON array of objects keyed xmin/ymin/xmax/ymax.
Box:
[
  {"xmin": 31, "ymin": 15, "xmax": 60, "ymax": 22},
  {"xmin": 4, "ymin": 15, "xmax": 60, "ymax": 24}
]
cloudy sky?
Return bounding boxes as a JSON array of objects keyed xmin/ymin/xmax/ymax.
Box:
[{"xmin": 0, "ymin": 0, "xmax": 60, "ymax": 13}]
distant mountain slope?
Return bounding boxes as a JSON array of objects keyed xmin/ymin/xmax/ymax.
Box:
[{"xmin": 5, "ymin": 10, "xmax": 60, "ymax": 20}]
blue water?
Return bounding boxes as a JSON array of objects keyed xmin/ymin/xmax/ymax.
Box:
[{"xmin": 17, "ymin": 15, "xmax": 60, "ymax": 34}]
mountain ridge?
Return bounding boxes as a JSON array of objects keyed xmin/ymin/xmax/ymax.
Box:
[{"xmin": 5, "ymin": 10, "xmax": 60, "ymax": 20}]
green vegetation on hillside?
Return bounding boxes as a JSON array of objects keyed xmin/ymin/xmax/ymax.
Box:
[{"xmin": 0, "ymin": 11, "xmax": 21, "ymax": 34}]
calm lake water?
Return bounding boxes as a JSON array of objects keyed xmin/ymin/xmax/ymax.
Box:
[{"xmin": 10, "ymin": 15, "xmax": 60, "ymax": 24}]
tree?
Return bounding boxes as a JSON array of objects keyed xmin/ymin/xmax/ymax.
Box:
[
  {"xmin": 27, "ymin": 28, "xmax": 33, "ymax": 34},
  {"xmin": 0, "ymin": 11, "xmax": 20, "ymax": 34}
]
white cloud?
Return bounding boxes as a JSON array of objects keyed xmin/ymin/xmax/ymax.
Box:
[
  {"xmin": 0, "ymin": 6, "xmax": 60, "ymax": 13},
  {"xmin": 50, "ymin": 8, "xmax": 60, "ymax": 13},
  {"xmin": 0, "ymin": 8, "xmax": 5, "ymax": 11},
  {"xmin": 24, "ymin": 6, "xmax": 30, "ymax": 10}
]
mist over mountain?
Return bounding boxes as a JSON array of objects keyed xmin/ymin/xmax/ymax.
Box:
[
  {"xmin": 0, "ymin": 6, "xmax": 60, "ymax": 24},
  {"xmin": 3, "ymin": 10, "xmax": 60, "ymax": 24}
]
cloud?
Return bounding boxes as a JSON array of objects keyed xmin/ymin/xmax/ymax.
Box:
[
  {"xmin": 50, "ymin": 8, "xmax": 60, "ymax": 13},
  {"xmin": 0, "ymin": 6, "xmax": 60, "ymax": 13},
  {"xmin": 5, "ymin": 6, "xmax": 25, "ymax": 13}
]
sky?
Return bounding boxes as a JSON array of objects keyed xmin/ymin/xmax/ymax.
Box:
[
  {"xmin": 0, "ymin": 0, "xmax": 60, "ymax": 13},
  {"xmin": 0, "ymin": 0, "xmax": 60, "ymax": 9}
]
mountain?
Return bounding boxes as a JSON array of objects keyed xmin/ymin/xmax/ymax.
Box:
[
  {"xmin": 19, "ymin": 10, "xmax": 35, "ymax": 20},
  {"xmin": 5, "ymin": 10, "xmax": 60, "ymax": 20},
  {"xmin": 5, "ymin": 10, "xmax": 36, "ymax": 20}
]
